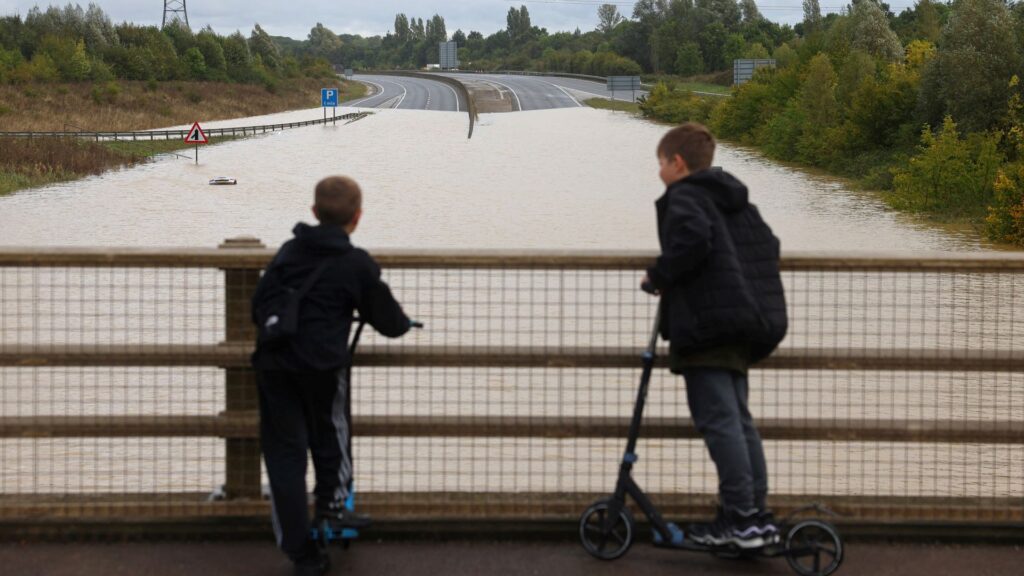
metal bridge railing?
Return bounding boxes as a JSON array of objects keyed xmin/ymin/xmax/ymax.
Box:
[
  {"xmin": 0, "ymin": 242, "xmax": 1021, "ymax": 533},
  {"xmin": 0, "ymin": 112, "xmax": 371, "ymax": 142}
]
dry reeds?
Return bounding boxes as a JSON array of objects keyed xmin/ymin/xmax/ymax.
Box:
[
  {"xmin": 0, "ymin": 137, "xmax": 134, "ymax": 177},
  {"xmin": 0, "ymin": 78, "xmax": 354, "ymax": 132}
]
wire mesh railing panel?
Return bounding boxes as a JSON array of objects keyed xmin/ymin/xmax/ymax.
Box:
[
  {"xmin": 0, "ymin": 252, "xmax": 1022, "ymax": 525},
  {"xmin": 783, "ymin": 270, "xmax": 1021, "ymax": 351},
  {"xmin": 2, "ymin": 438, "xmax": 224, "ymax": 494},
  {"xmin": 0, "ymin": 267, "xmax": 224, "ymax": 346}
]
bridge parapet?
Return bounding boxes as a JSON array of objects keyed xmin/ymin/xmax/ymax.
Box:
[{"xmin": 0, "ymin": 243, "xmax": 1022, "ymax": 534}]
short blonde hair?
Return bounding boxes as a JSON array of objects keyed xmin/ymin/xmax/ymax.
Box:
[{"xmin": 314, "ymin": 176, "xmax": 362, "ymax": 226}]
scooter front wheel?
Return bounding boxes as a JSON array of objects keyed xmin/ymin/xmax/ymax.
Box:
[
  {"xmin": 784, "ymin": 519, "xmax": 843, "ymax": 576},
  {"xmin": 578, "ymin": 498, "xmax": 635, "ymax": 560}
]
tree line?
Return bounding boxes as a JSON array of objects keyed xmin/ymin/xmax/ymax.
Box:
[
  {"xmin": 5, "ymin": 2, "xmax": 1024, "ymax": 245},
  {"xmin": 637, "ymin": 0, "xmax": 1024, "ymax": 245},
  {"xmin": 0, "ymin": 3, "xmax": 335, "ymax": 90}
]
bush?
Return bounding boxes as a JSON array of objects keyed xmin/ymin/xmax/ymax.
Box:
[
  {"xmin": 985, "ymin": 163, "xmax": 1024, "ymax": 243},
  {"xmin": 889, "ymin": 116, "xmax": 1003, "ymax": 216},
  {"xmin": 90, "ymin": 81, "xmax": 121, "ymax": 105},
  {"xmin": 638, "ymin": 82, "xmax": 722, "ymax": 124}
]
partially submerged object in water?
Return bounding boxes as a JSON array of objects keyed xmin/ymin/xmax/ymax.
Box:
[{"xmin": 209, "ymin": 176, "xmax": 237, "ymax": 185}]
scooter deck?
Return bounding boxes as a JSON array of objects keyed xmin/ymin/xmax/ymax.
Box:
[
  {"xmin": 652, "ymin": 537, "xmax": 786, "ymax": 558},
  {"xmin": 310, "ymin": 491, "xmax": 362, "ymax": 543}
]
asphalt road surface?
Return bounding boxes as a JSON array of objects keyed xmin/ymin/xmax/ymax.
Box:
[
  {"xmin": 349, "ymin": 74, "xmax": 464, "ymax": 112},
  {"xmin": 1, "ymin": 539, "xmax": 1020, "ymax": 576},
  {"xmin": 444, "ymin": 73, "xmax": 646, "ymax": 110}
]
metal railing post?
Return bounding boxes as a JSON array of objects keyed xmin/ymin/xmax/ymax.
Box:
[{"xmin": 219, "ymin": 236, "xmax": 265, "ymax": 500}]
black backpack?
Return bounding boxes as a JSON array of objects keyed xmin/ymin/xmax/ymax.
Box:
[{"xmin": 254, "ymin": 259, "xmax": 330, "ymax": 347}]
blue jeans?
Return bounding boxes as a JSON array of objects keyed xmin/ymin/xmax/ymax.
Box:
[{"xmin": 682, "ymin": 367, "xmax": 768, "ymax": 511}]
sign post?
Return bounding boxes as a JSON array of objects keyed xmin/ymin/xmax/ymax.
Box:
[
  {"xmin": 606, "ymin": 76, "xmax": 642, "ymax": 105},
  {"xmin": 184, "ymin": 121, "xmax": 208, "ymax": 164},
  {"xmin": 321, "ymin": 88, "xmax": 339, "ymax": 125}
]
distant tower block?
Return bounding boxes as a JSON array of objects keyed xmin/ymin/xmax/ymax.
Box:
[{"xmin": 162, "ymin": 0, "xmax": 190, "ymax": 29}]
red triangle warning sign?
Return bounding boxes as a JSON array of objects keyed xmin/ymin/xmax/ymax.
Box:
[{"xmin": 184, "ymin": 121, "xmax": 208, "ymax": 144}]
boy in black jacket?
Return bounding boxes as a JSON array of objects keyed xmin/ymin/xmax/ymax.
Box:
[
  {"xmin": 252, "ymin": 175, "xmax": 412, "ymax": 574},
  {"xmin": 643, "ymin": 123, "xmax": 788, "ymax": 549}
]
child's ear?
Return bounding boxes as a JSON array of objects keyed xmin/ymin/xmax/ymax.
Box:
[
  {"xmin": 675, "ymin": 154, "xmax": 690, "ymax": 173},
  {"xmin": 311, "ymin": 204, "xmax": 319, "ymax": 220}
]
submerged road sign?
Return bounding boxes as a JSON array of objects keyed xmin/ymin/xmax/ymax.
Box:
[
  {"xmin": 184, "ymin": 121, "xmax": 208, "ymax": 144},
  {"xmin": 322, "ymin": 88, "xmax": 339, "ymax": 108}
]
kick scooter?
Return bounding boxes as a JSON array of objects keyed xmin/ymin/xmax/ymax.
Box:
[
  {"xmin": 578, "ymin": 293, "xmax": 843, "ymax": 576},
  {"xmin": 312, "ymin": 317, "xmax": 424, "ymax": 552}
]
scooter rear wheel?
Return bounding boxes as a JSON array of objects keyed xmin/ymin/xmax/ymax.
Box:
[
  {"xmin": 578, "ymin": 498, "xmax": 635, "ymax": 560},
  {"xmin": 784, "ymin": 519, "xmax": 843, "ymax": 576}
]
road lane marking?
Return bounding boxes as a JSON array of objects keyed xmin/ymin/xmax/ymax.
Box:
[
  {"xmin": 540, "ymin": 79, "xmax": 582, "ymax": 107},
  {"xmin": 482, "ymin": 77, "xmax": 522, "ymax": 111},
  {"xmin": 347, "ymin": 79, "xmax": 387, "ymax": 107}
]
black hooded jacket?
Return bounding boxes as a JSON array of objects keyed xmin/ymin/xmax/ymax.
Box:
[
  {"xmin": 251, "ymin": 223, "xmax": 410, "ymax": 372},
  {"xmin": 646, "ymin": 168, "xmax": 787, "ymax": 364}
]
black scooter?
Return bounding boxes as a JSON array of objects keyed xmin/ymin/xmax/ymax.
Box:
[
  {"xmin": 578, "ymin": 294, "xmax": 843, "ymax": 576},
  {"xmin": 312, "ymin": 318, "xmax": 423, "ymax": 551}
]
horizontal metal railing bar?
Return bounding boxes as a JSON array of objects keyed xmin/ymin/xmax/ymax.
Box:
[
  {"xmin": 1, "ymin": 492, "xmax": 1020, "ymax": 524},
  {"xmin": 2, "ymin": 247, "xmax": 1024, "ymax": 271},
  {"xmin": 1, "ymin": 413, "xmax": 1020, "ymax": 443},
  {"xmin": 2, "ymin": 344, "xmax": 1021, "ymax": 371},
  {"xmin": 0, "ymin": 113, "xmax": 369, "ymax": 141}
]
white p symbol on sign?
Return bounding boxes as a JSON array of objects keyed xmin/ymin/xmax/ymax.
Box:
[{"xmin": 327, "ymin": 91, "xmax": 335, "ymax": 98}]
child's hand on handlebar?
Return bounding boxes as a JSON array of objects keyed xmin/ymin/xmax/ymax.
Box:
[{"xmin": 640, "ymin": 275, "xmax": 660, "ymax": 296}]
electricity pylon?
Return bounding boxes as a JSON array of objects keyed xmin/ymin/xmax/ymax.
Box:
[{"xmin": 162, "ymin": 0, "xmax": 189, "ymax": 29}]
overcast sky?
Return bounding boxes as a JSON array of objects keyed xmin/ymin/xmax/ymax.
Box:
[{"xmin": 0, "ymin": 1, "xmax": 919, "ymax": 40}]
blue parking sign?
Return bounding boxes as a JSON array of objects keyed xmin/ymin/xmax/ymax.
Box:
[{"xmin": 321, "ymin": 88, "xmax": 339, "ymax": 107}]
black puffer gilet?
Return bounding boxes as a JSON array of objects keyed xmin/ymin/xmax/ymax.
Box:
[{"xmin": 647, "ymin": 168, "xmax": 787, "ymax": 364}]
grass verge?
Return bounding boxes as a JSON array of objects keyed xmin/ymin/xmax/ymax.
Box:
[
  {"xmin": 0, "ymin": 136, "xmax": 230, "ymax": 196},
  {"xmin": 0, "ymin": 76, "xmax": 365, "ymax": 195},
  {"xmin": 584, "ymin": 98, "xmax": 641, "ymax": 114},
  {"xmin": 0, "ymin": 78, "xmax": 366, "ymax": 132}
]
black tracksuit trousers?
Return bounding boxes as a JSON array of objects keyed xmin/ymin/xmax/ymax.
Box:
[{"xmin": 257, "ymin": 369, "xmax": 353, "ymax": 559}]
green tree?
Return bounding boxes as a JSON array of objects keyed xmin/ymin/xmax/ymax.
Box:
[
  {"xmin": 797, "ymin": 53, "xmax": 841, "ymax": 163},
  {"xmin": 803, "ymin": 0, "xmax": 823, "ymax": 34},
  {"xmin": 723, "ymin": 33, "xmax": 746, "ymax": 67},
  {"xmin": 507, "ymin": 5, "xmax": 532, "ymax": 46},
  {"xmin": 773, "ymin": 43, "xmax": 799, "ymax": 68},
  {"xmin": 597, "ymin": 4, "xmax": 624, "ymax": 35},
  {"xmin": 675, "ymin": 42, "xmax": 704, "ymax": 76},
  {"xmin": 66, "ymin": 39, "xmax": 91, "ymax": 81},
  {"xmin": 183, "ymin": 46, "xmax": 206, "ymax": 79},
  {"xmin": 196, "ymin": 29, "xmax": 227, "ymax": 79},
  {"xmin": 915, "ymin": 0, "xmax": 941, "ymax": 43},
  {"xmin": 394, "ymin": 14, "xmax": 410, "ymax": 42},
  {"xmin": 223, "ymin": 31, "xmax": 253, "ymax": 82},
  {"xmin": 740, "ymin": 0, "xmax": 762, "ymax": 23},
  {"xmin": 250, "ymin": 24, "xmax": 282, "ymax": 70},
  {"xmin": 837, "ymin": 50, "xmax": 876, "ymax": 106},
  {"xmin": 308, "ymin": 23, "xmax": 343, "ymax": 62},
  {"xmin": 891, "ymin": 116, "xmax": 1003, "ymax": 214},
  {"xmin": 700, "ymin": 22, "xmax": 729, "ymax": 72},
  {"xmin": 925, "ymin": 0, "xmax": 1024, "ymax": 132},
  {"xmin": 849, "ymin": 0, "xmax": 905, "ymax": 62}
]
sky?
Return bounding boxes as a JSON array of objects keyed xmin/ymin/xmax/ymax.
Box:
[{"xmin": 0, "ymin": 1, "xmax": 920, "ymax": 40}]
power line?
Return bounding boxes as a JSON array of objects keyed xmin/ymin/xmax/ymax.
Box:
[{"xmin": 505, "ymin": 0, "xmax": 918, "ymax": 13}]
